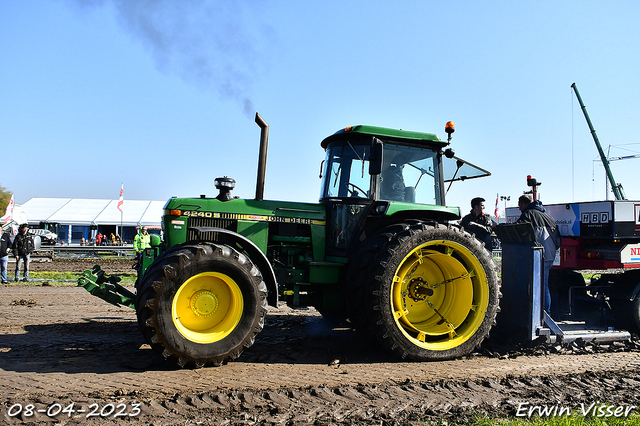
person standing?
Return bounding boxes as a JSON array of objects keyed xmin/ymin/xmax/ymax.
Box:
[
  {"xmin": 12, "ymin": 224, "xmax": 35, "ymax": 282},
  {"xmin": 516, "ymin": 195, "xmax": 561, "ymax": 313},
  {"xmin": 0, "ymin": 230, "xmax": 11, "ymax": 284},
  {"xmin": 460, "ymin": 197, "xmax": 495, "ymax": 250},
  {"xmin": 133, "ymin": 227, "xmax": 151, "ymax": 254}
]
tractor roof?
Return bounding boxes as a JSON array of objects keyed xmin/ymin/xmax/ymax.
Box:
[{"xmin": 321, "ymin": 125, "xmax": 445, "ymax": 148}]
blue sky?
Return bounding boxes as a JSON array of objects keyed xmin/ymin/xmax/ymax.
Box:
[{"xmin": 2, "ymin": 1, "xmax": 640, "ymax": 217}]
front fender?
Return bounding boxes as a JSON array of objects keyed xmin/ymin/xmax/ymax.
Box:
[{"xmin": 190, "ymin": 226, "xmax": 278, "ymax": 307}]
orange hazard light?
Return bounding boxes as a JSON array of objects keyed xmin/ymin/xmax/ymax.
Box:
[{"xmin": 445, "ymin": 121, "xmax": 455, "ymax": 134}]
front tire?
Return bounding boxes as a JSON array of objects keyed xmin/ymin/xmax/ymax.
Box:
[
  {"xmin": 136, "ymin": 242, "xmax": 268, "ymax": 368},
  {"xmin": 348, "ymin": 221, "xmax": 500, "ymax": 361}
]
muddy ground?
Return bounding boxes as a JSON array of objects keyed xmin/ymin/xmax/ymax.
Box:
[
  {"xmin": 28, "ymin": 257, "xmax": 138, "ymax": 276},
  {"xmin": 1, "ymin": 258, "xmax": 640, "ymax": 425}
]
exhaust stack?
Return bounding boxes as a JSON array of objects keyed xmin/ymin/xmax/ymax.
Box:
[{"xmin": 255, "ymin": 112, "xmax": 269, "ymax": 201}]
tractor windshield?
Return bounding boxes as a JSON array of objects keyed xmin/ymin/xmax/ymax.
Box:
[
  {"xmin": 320, "ymin": 141, "xmax": 442, "ymax": 205},
  {"xmin": 378, "ymin": 144, "xmax": 442, "ymax": 205}
]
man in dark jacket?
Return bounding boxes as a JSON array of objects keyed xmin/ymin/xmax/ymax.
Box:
[
  {"xmin": 12, "ymin": 224, "xmax": 34, "ymax": 282},
  {"xmin": 516, "ymin": 195, "xmax": 560, "ymax": 313},
  {"xmin": 460, "ymin": 197, "xmax": 495, "ymax": 250},
  {"xmin": 0, "ymin": 230, "xmax": 11, "ymax": 284}
]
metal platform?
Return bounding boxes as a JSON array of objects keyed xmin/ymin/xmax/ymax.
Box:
[{"xmin": 539, "ymin": 312, "xmax": 631, "ymax": 344}]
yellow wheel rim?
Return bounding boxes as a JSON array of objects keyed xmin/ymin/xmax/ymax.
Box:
[
  {"xmin": 391, "ymin": 239, "xmax": 489, "ymax": 351},
  {"xmin": 172, "ymin": 272, "xmax": 244, "ymax": 344}
]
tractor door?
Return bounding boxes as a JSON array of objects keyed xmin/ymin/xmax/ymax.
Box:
[{"xmin": 320, "ymin": 141, "xmax": 374, "ymax": 255}]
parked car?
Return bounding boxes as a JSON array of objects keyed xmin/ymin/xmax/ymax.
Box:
[{"xmin": 28, "ymin": 228, "xmax": 59, "ymax": 245}]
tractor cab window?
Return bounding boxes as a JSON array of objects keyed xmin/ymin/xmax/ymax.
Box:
[
  {"xmin": 321, "ymin": 143, "xmax": 372, "ymax": 199},
  {"xmin": 378, "ymin": 144, "xmax": 442, "ymax": 205}
]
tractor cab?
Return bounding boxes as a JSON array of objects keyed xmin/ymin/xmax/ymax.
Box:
[
  {"xmin": 319, "ymin": 124, "xmax": 490, "ymax": 253},
  {"xmin": 320, "ymin": 126, "xmax": 446, "ymax": 204}
]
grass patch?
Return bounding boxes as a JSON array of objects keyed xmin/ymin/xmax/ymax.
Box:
[
  {"xmin": 30, "ymin": 271, "xmax": 85, "ymax": 280},
  {"xmin": 583, "ymin": 273, "xmax": 601, "ymax": 283},
  {"xmin": 424, "ymin": 409, "xmax": 640, "ymax": 426},
  {"xmin": 29, "ymin": 271, "xmax": 137, "ymax": 282},
  {"xmin": 424, "ymin": 412, "xmax": 640, "ymax": 425}
]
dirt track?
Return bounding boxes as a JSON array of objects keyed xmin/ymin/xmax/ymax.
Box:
[{"xmin": 1, "ymin": 259, "xmax": 640, "ymax": 424}]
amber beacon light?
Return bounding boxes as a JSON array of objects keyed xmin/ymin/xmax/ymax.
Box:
[{"xmin": 445, "ymin": 121, "xmax": 455, "ymax": 142}]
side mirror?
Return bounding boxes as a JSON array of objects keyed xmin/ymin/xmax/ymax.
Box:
[{"xmin": 369, "ymin": 137, "xmax": 384, "ymax": 176}]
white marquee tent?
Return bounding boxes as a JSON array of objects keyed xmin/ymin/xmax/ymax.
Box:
[{"xmin": 19, "ymin": 198, "xmax": 165, "ymax": 227}]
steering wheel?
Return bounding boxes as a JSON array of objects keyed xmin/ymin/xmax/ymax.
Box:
[{"xmin": 347, "ymin": 183, "xmax": 367, "ymax": 197}]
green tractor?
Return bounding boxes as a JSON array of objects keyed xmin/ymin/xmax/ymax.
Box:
[{"xmin": 80, "ymin": 114, "xmax": 500, "ymax": 368}]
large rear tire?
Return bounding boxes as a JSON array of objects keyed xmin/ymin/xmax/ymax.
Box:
[
  {"xmin": 347, "ymin": 221, "xmax": 500, "ymax": 361},
  {"xmin": 136, "ymin": 242, "xmax": 268, "ymax": 368}
]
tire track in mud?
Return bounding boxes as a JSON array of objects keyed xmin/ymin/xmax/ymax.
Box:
[
  {"xmin": 2, "ymin": 283, "xmax": 640, "ymax": 424},
  {"xmin": 3, "ymin": 369, "xmax": 639, "ymax": 425}
]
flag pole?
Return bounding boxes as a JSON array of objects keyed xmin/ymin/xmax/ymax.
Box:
[{"xmin": 118, "ymin": 183, "xmax": 124, "ymax": 245}]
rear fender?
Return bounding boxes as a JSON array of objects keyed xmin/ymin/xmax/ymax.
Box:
[{"xmin": 190, "ymin": 226, "xmax": 278, "ymax": 307}]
